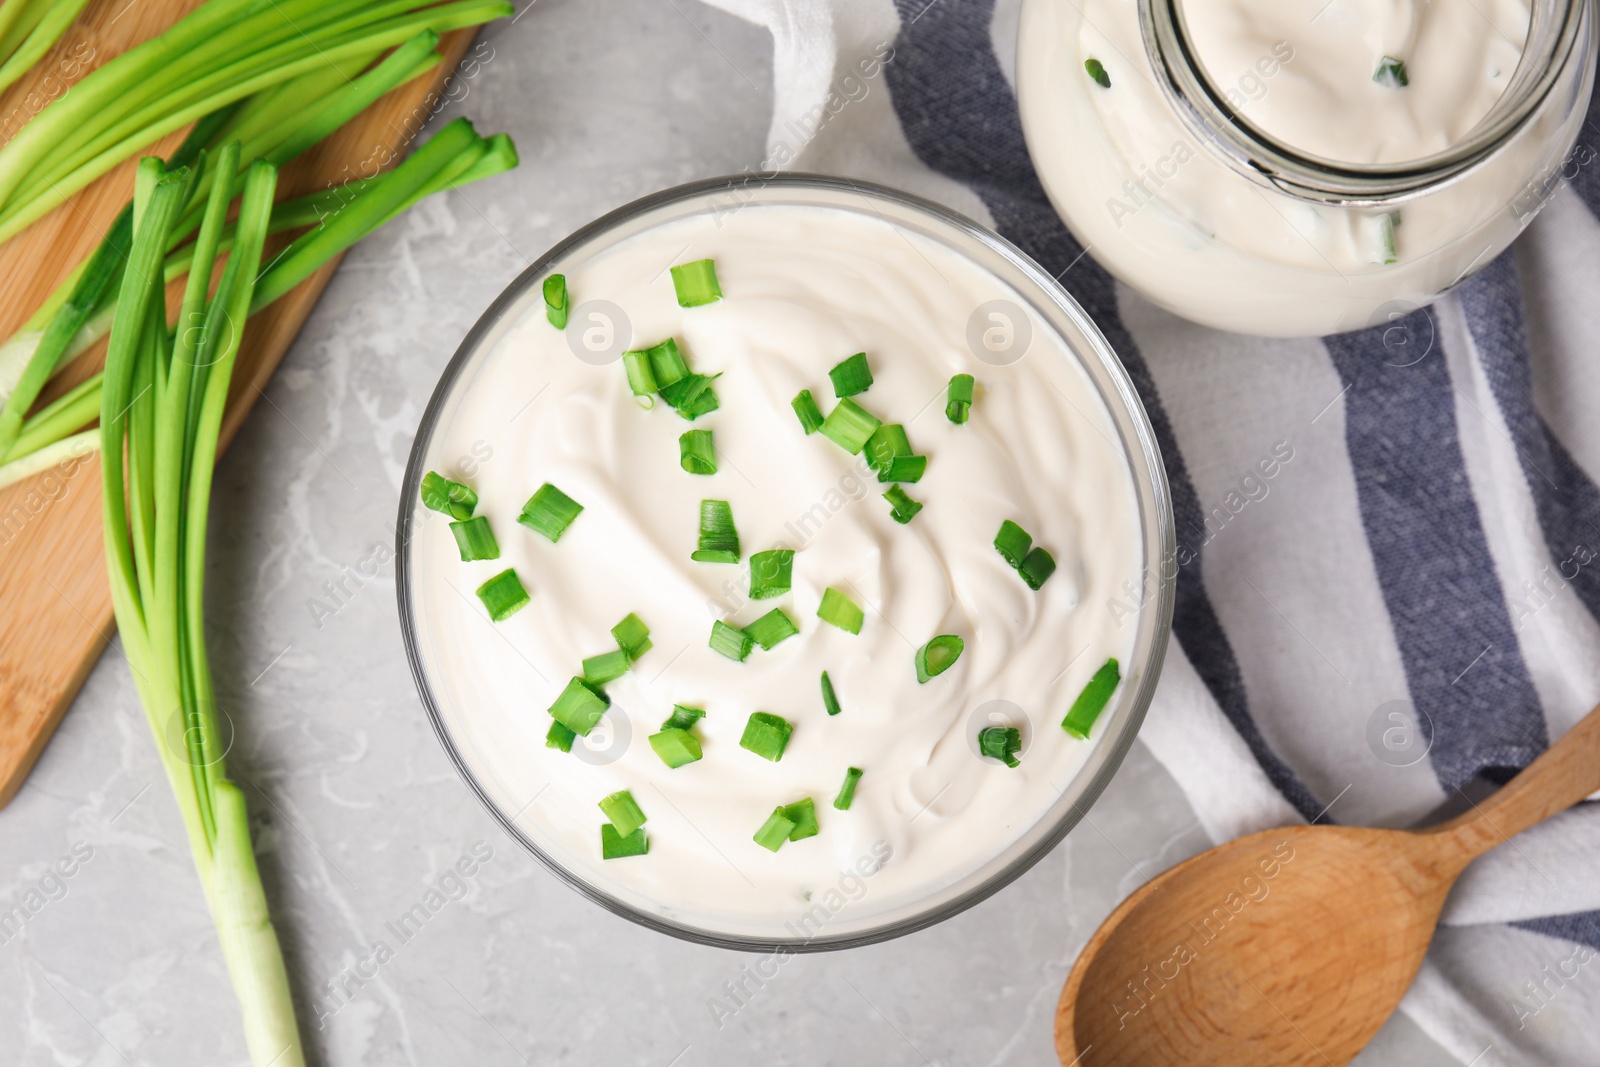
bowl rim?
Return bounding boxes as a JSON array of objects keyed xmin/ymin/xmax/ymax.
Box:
[{"xmin": 395, "ymin": 172, "xmax": 1177, "ymax": 953}]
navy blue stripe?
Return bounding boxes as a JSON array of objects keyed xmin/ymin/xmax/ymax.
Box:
[
  {"xmin": 1458, "ymin": 251, "xmax": 1600, "ymax": 633},
  {"xmin": 1513, "ymin": 909, "xmax": 1600, "ymax": 953},
  {"xmin": 884, "ymin": 0, "xmax": 1323, "ymax": 819},
  {"xmin": 1324, "ymin": 318, "xmax": 1548, "ymax": 790}
]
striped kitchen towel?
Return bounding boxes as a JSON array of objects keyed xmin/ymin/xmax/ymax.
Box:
[{"xmin": 706, "ymin": 0, "xmax": 1600, "ymax": 1062}]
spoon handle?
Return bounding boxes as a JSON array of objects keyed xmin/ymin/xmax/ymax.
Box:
[{"xmin": 1430, "ymin": 701, "xmax": 1600, "ymax": 864}]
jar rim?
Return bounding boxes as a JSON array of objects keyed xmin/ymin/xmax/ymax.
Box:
[{"xmin": 1141, "ymin": 0, "xmax": 1591, "ymax": 202}]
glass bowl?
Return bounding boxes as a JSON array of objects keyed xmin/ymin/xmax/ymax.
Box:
[{"xmin": 396, "ymin": 175, "xmax": 1175, "ymax": 951}]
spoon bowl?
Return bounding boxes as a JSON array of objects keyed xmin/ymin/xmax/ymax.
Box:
[{"xmin": 1057, "ymin": 704, "xmax": 1600, "ymax": 1065}]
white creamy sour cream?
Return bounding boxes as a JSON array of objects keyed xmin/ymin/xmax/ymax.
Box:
[
  {"xmin": 411, "ymin": 202, "xmax": 1145, "ymax": 938},
  {"xmin": 1017, "ymin": 0, "xmax": 1585, "ymax": 336},
  {"xmin": 1187, "ymin": 0, "xmax": 1529, "ymax": 163}
]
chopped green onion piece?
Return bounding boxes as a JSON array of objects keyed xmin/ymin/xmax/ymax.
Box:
[
  {"xmin": 648, "ymin": 728, "xmax": 703, "ymax": 768},
  {"xmin": 740, "ymin": 711, "xmax": 793, "ymax": 762},
  {"xmin": 1020, "ymin": 546, "xmax": 1057, "ymax": 590},
  {"xmin": 883, "ymin": 485, "xmax": 923, "ymax": 524},
  {"xmin": 710, "ymin": 620, "xmax": 755, "ymax": 662},
  {"xmin": 598, "ymin": 790, "xmax": 648, "ymax": 837},
  {"xmin": 820, "ymin": 670, "xmax": 842, "ymax": 716},
  {"xmin": 994, "ymin": 520, "xmax": 1033, "ymax": 569},
  {"xmin": 782, "ymin": 797, "xmax": 819, "ymax": 841},
  {"xmin": 1373, "ymin": 55, "xmax": 1408, "ymax": 88},
  {"xmin": 744, "ymin": 608, "xmax": 799, "ymax": 651},
  {"xmin": 445, "ymin": 480, "xmax": 479, "ymax": 520},
  {"xmin": 549, "ymin": 677, "xmax": 610, "ymax": 736},
  {"xmin": 879, "ymin": 455, "xmax": 928, "ymax": 483},
  {"xmin": 792, "ymin": 390, "xmax": 824, "ymax": 434},
  {"xmin": 680, "ymin": 429, "xmax": 718, "ymax": 475},
  {"xmin": 671, "ymin": 258, "xmax": 723, "ymax": 306},
  {"xmin": 660, "ymin": 372, "xmax": 721, "ymax": 420},
  {"xmin": 519, "ymin": 483, "xmax": 584, "ymax": 542},
  {"xmin": 421, "ymin": 471, "xmax": 478, "ymax": 520},
  {"xmin": 622, "ymin": 349, "xmax": 659, "ymax": 406},
  {"xmin": 476, "ymin": 569, "xmax": 530, "ymax": 621},
  {"xmin": 817, "ymin": 587, "xmax": 864, "ymax": 634},
  {"xmin": 829, "ymin": 352, "xmax": 873, "ymax": 398},
  {"xmin": 543, "ymin": 273, "xmax": 569, "ymax": 329},
  {"xmin": 1063, "ymin": 658, "xmax": 1122, "ymax": 739},
  {"xmin": 947, "ymin": 373, "xmax": 975, "ymax": 424},
  {"xmin": 748, "ymin": 548, "xmax": 795, "ymax": 599},
  {"xmin": 692, "ymin": 499, "xmax": 740, "ymax": 563},
  {"xmin": 979, "ymin": 726, "xmax": 1022, "ymax": 767},
  {"xmin": 601, "ymin": 823, "xmax": 649, "ymax": 859},
  {"xmin": 1085, "ymin": 57, "xmax": 1111, "ymax": 88},
  {"xmin": 1377, "ymin": 212, "xmax": 1399, "ymax": 266},
  {"xmin": 546, "ymin": 720, "xmax": 576, "ymax": 753},
  {"xmin": 753, "ymin": 808, "xmax": 797, "ymax": 852},
  {"xmin": 664, "ymin": 705, "xmax": 706, "ymax": 731},
  {"xmin": 612, "ymin": 613, "xmax": 653, "ymax": 660},
  {"xmin": 820, "ymin": 397, "xmax": 882, "ymax": 455},
  {"xmin": 915, "ymin": 634, "xmax": 965, "ymax": 683},
  {"xmin": 648, "ymin": 338, "xmax": 690, "ymax": 388},
  {"xmin": 450, "ymin": 515, "xmax": 500, "ymax": 561},
  {"xmin": 864, "ymin": 423, "xmax": 912, "ymax": 472},
  {"xmin": 581, "ymin": 648, "xmax": 632, "ymax": 685},
  {"xmin": 833, "ymin": 767, "xmax": 864, "ymax": 810}
]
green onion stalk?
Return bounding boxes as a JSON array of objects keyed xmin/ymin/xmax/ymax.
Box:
[
  {"xmin": 0, "ymin": 114, "xmax": 515, "ymax": 490},
  {"xmin": 0, "ymin": 0, "xmax": 93, "ymax": 97},
  {"xmin": 0, "ymin": 11, "xmax": 518, "ymax": 481},
  {"xmin": 102, "ymin": 146, "xmax": 303, "ymax": 1064}
]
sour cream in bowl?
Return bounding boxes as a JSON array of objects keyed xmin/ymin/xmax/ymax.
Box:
[{"xmin": 397, "ymin": 176, "xmax": 1174, "ymax": 949}]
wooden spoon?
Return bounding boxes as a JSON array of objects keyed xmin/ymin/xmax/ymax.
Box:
[{"xmin": 1055, "ymin": 703, "xmax": 1600, "ymax": 1066}]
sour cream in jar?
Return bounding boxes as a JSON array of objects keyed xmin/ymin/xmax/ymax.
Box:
[{"xmin": 1017, "ymin": 0, "xmax": 1596, "ymax": 337}]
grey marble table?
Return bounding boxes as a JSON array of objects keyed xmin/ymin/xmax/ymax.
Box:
[{"xmin": 0, "ymin": 2, "xmax": 1461, "ymax": 1063}]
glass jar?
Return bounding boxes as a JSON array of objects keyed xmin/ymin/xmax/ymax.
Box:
[{"xmin": 1017, "ymin": 0, "xmax": 1597, "ymax": 337}]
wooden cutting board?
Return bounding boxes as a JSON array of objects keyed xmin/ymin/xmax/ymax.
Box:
[{"xmin": 0, "ymin": 0, "xmax": 480, "ymax": 808}]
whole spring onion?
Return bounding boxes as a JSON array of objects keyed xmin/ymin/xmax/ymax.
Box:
[
  {"xmin": 0, "ymin": 0, "xmax": 514, "ymax": 244},
  {"xmin": 101, "ymin": 149, "xmax": 305, "ymax": 1067},
  {"xmin": 0, "ymin": 113, "xmax": 519, "ymax": 479}
]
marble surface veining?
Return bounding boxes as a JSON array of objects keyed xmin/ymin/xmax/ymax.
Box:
[{"xmin": 0, "ymin": 1, "xmax": 1459, "ymax": 1063}]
